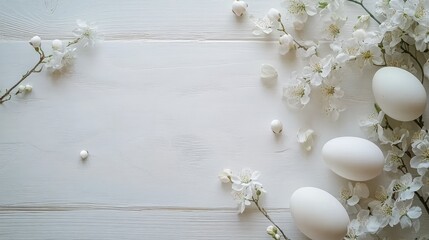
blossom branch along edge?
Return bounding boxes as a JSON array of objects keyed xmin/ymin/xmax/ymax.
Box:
[{"xmin": 0, "ymin": 20, "xmax": 100, "ymax": 104}]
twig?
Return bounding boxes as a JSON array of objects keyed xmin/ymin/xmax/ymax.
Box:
[
  {"xmin": 0, "ymin": 49, "xmax": 45, "ymax": 104},
  {"xmin": 346, "ymin": 0, "xmax": 381, "ymax": 24},
  {"xmin": 400, "ymin": 43, "xmax": 425, "ymax": 84},
  {"xmin": 415, "ymin": 191, "xmax": 429, "ymax": 215},
  {"xmin": 252, "ymin": 197, "xmax": 290, "ymax": 240},
  {"xmin": 278, "ymin": 20, "xmax": 307, "ymax": 50}
]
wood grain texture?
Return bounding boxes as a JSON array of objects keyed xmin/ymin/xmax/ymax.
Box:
[
  {"xmin": 0, "ymin": 0, "xmax": 368, "ymax": 41},
  {"xmin": 1, "ymin": 0, "xmax": 429, "ymax": 239}
]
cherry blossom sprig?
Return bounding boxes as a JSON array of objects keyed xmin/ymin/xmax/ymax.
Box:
[
  {"xmin": 219, "ymin": 168, "xmax": 290, "ymax": 240},
  {"xmin": 0, "ymin": 20, "xmax": 100, "ymax": 104}
]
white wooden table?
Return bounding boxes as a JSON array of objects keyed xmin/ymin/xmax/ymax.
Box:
[{"xmin": 0, "ymin": 0, "xmax": 428, "ymax": 239}]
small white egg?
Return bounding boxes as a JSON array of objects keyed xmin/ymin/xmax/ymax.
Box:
[
  {"xmin": 290, "ymin": 187, "xmax": 349, "ymax": 240},
  {"xmin": 322, "ymin": 136, "xmax": 384, "ymax": 181},
  {"xmin": 270, "ymin": 119, "xmax": 283, "ymax": 134},
  {"xmin": 80, "ymin": 150, "xmax": 89, "ymax": 160},
  {"xmin": 373, "ymin": 67, "xmax": 427, "ymax": 121}
]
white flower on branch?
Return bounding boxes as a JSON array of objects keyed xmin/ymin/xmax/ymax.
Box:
[
  {"xmin": 267, "ymin": 8, "xmax": 282, "ymax": 22},
  {"xmin": 356, "ymin": 43, "xmax": 384, "ymax": 67},
  {"xmin": 283, "ymin": 0, "xmax": 317, "ymax": 24},
  {"xmin": 250, "ymin": 16, "xmax": 273, "ymax": 36},
  {"xmin": 390, "ymin": 0, "xmax": 414, "ymax": 31},
  {"xmin": 232, "ymin": 187, "xmax": 252, "ymax": 213},
  {"xmin": 411, "ymin": 25, "xmax": 429, "ymax": 52},
  {"xmin": 73, "ymin": 19, "xmax": 100, "ymax": 47},
  {"xmin": 340, "ymin": 182, "xmax": 369, "ymax": 207},
  {"xmin": 359, "ymin": 111, "xmax": 385, "ymax": 141},
  {"xmin": 231, "ymin": 168, "xmax": 262, "ymax": 193},
  {"xmin": 353, "ymin": 15, "xmax": 371, "ymax": 30},
  {"xmin": 378, "ymin": 126, "xmax": 409, "ymax": 151},
  {"xmin": 389, "ymin": 173, "xmax": 423, "ymax": 201},
  {"xmin": 392, "ymin": 199, "xmax": 422, "ymax": 231},
  {"xmin": 411, "ymin": 140, "xmax": 429, "ymax": 175},
  {"xmin": 302, "ymin": 55, "xmax": 333, "ymax": 86},
  {"xmin": 322, "ymin": 15, "xmax": 347, "ymax": 40},
  {"xmin": 51, "ymin": 39, "xmax": 63, "ymax": 51},
  {"xmin": 283, "ymin": 73, "xmax": 311, "ymax": 109},
  {"xmin": 318, "ymin": 0, "xmax": 344, "ymax": 16},
  {"xmin": 45, "ymin": 47, "xmax": 77, "ymax": 71},
  {"xmin": 384, "ymin": 146, "xmax": 405, "ymax": 173}
]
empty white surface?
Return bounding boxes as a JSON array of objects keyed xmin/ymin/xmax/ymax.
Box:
[{"xmin": 0, "ymin": 0, "xmax": 428, "ymax": 239}]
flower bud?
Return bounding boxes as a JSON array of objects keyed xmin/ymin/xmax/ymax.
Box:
[
  {"xmin": 270, "ymin": 119, "xmax": 283, "ymax": 134},
  {"xmin": 279, "ymin": 34, "xmax": 295, "ymax": 55},
  {"xmin": 218, "ymin": 169, "xmax": 233, "ymax": 183},
  {"xmin": 52, "ymin": 39, "xmax": 63, "ymax": 51},
  {"xmin": 18, "ymin": 84, "xmax": 26, "ymax": 92},
  {"xmin": 274, "ymin": 234, "xmax": 280, "ymax": 240},
  {"xmin": 267, "ymin": 8, "xmax": 281, "ymax": 22},
  {"xmin": 232, "ymin": 0, "xmax": 248, "ymax": 17},
  {"xmin": 24, "ymin": 84, "xmax": 33, "ymax": 92},
  {"xmin": 29, "ymin": 36, "xmax": 41, "ymax": 48},
  {"xmin": 80, "ymin": 150, "xmax": 89, "ymax": 160}
]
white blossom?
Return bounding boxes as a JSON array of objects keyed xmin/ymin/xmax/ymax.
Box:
[
  {"xmin": 411, "ymin": 129, "xmax": 429, "ymax": 148},
  {"xmin": 51, "ymin": 39, "xmax": 63, "ymax": 51},
  {"xmin": 283, "ymin": 0, "xmax": 317, "ymax": 23},
  {"xmin": 354, "ymin": 15, "xmax": 371, "ymax": 30},
  {"xmin": 45, "ymin": 47, "xmax": 77, "ymax": 71},
  {"xmin": 384, "ymin": 147, "xmax": 405, "ymax": 173},
  {"xmin": 388, "ymin": 173, "xmax": 423, "ymax": 201},
  {"xmin": 392, "ymin": 199, "xmax": 422, "ymax": 231},
  {"xmin": 323, "ymin": 16, "xmax": 347, "ymax": 40},
  {"xmin": 356, "ymin": 44, "xmax": 384, "ymax": 67},
  {"xmin": 29, "ymin": 36, "xmax": 41, "ymax": 48},
  {"xmin": 73, "ymin": 19, "xmax": 100, "ymax": 47},
  {"xmin": 297, "ymin": 128, "xmax": 315, "ymax": 151},
  {"xmin": 340, "ymin": 182, "xmax": 369, "ymax": 207},
  {"xmin": 424, "ymin": 59, "xmax": 429, "ymax": 80},
  {"xmin": 359, "ymin": 111, "xmax": 385, "ymax": 141},
  {"xmin": 232, "ymin": 0, "xmax": 248, "ymax": 16},
  {"xmin": 378, "ymin": 126, "xmax": 409, "ymax": 150},
  {"xmin": 231, "ymin": 187, "xmax": 252, "ymax": 213},
  {"xmin": 283, "ymin": 75, "xmax": 311, "ymax": 109},
  {"xmin": 390, "ymin": 0, "xmax": 414, "ymax": 31},
  {"xmin": 411, "ymin": 140, "xmax": 429, "ymax": 175},
  {"xmin": 231, "ymin": 168, "xmax": 262, "ymax": 193},
  {"xmin": 251, "ymin": 16, "xmax": 273, "ymax": 35},
  {"xmin": 302, "ymin": 55, "xmax": 333, "ymax": 86},
  {"xmin": 318, "ymin": 0, "xmax": 344, "ymax": 16},
  {"xmin": 411, "ymin": 24, "xmax": 429, "ymax": 52}
]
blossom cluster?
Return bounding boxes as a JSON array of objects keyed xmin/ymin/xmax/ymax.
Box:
[
  {"xmin": 232, "ymin": 0, "xmax": 429, "ymax": 121},
  {"xmin": 340, "ymin": 180, "xmax": 423, "ymax": 239},
  {"xmin": 219, "ymin": 168, "xmax": 265, "ymax": 213}
]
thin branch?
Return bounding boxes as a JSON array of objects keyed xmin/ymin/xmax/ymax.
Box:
[
  {"xmin": 252, "ymin": 197, "xmax": 290, "ymax": 240},
  {"xmin": 346, "ymin": 0, "xmax": 381, "ymax": 24},
  {"xmin": 278, "ymin": 20, "xmax": 307, "ymax": 50},
  {"xmin": 415, "ymin": 191, "xmax": 429, "ymax": 215},
  {"xmin": 400, "ymin": 43, "xmax": 425, "ymax": 83}
]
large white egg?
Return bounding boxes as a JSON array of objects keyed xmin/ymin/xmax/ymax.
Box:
[
  {"xmin": 372, "ymin": 66, "xmax": 427, "ymax": 121},
  {"xmin": 290, "ymin": 187, "xmax": 349, "ymax": 240},
  {"xmin": 322, "ymin": 136, "xmax": 384, "ymax": 181}
]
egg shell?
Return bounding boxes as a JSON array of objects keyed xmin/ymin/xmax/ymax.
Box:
[
  {"xmin": 372, "ymin": 66, "xmax": 427, "ymax": 121},
  {"xmin": 322, "ymin": 136, "xmax": 384, "ymax": 181},
  {"xmin": 290, "ymin": 187, "xmax": 349, "ymax": 240}
]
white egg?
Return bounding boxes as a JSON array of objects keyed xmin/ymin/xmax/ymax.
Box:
[
  {"xmin": 373, "ymin": 66, "xmax": 427, "ymax": 121},
  {"xmin": 290, "ymin": 187, "xmax": 349, "ymax": 240},
  {"xmin": 322, "ymin": 136, "xmax": 384, "ymax": 181}
]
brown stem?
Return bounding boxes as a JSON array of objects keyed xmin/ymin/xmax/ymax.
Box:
[
  {"xmin": 346, "ymin": 0, "xmax": 381, "ymax": 24},
  {"xmin": 252, "ymin": 197, "xmax": 290, "ymax": 240},
  {"xmin": 0, "ymin": 51, "xmax": 45, "ymax": 104},
  {"xmin": 400, "ymin": 43, "xmax": 425, "ymax": 84},
  {"xmin": 278, "ymin": 20, "xmax": 307, "ymax": 50},
  {"xmin": 415, "ymin": 191, "xmax": 429, "ymax": 215}
]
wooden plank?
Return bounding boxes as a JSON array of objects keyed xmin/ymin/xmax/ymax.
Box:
[
  {"xmin": 0, "ymin": 0, "xmax": 366, "ymax": 41},
  {"xmin": 0, "ymin": 207, "xmax": 427, "ymax": 239}
]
